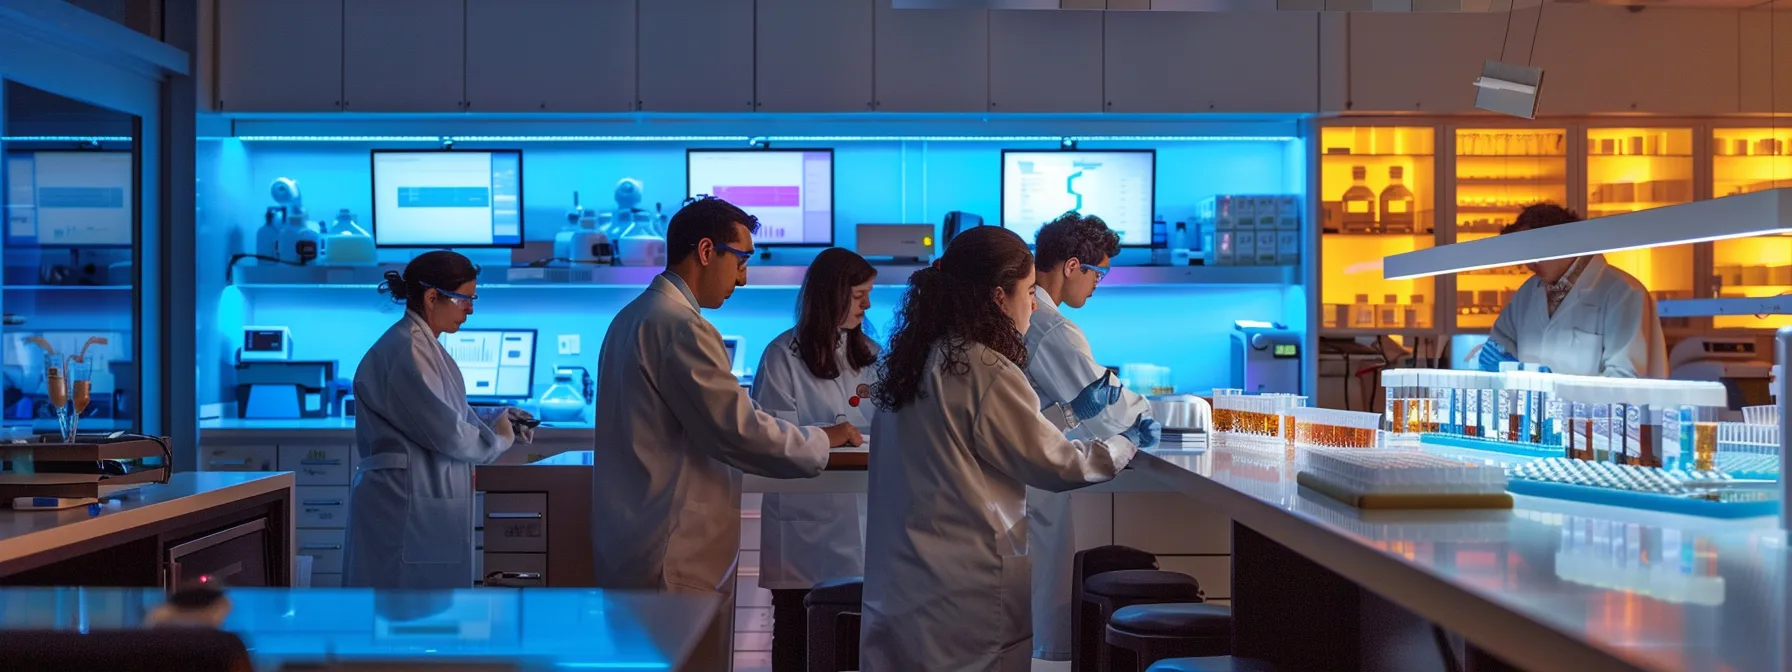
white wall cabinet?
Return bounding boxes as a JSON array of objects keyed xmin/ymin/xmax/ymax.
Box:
[
  {"xmin": 464, "ymin": 0, "xmax": 636, "ymax": 112},
  {"xmin": 1104, "ymin": 12, "xmax": 1319, "ymax": 113},
  {"xmin": 756, "ymin": 0, "xmax": 874, "ymax": 112},
  {"xmin": 1532, "ymin": 5, "xmax": 1739, "ymax": 116},
  {"xmin": 214, "ymin": 0, "xmax": 344, "ymax": 112},
  {"xmin": 873, "ymin": 5, "xmax": 989, "ymax": 112},
  {"xmin": 342, "ymin": 0, "xmax": 466, "ymax": 112},
  {"xmin": 637, "ymin": 0, "xmax": 754, "ymax": 112},
  {"xmin": 988, "ymin": 10, "xmax": 1104, "ymax": 113}
]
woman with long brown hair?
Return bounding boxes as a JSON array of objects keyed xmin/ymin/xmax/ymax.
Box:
[{"xmin": 858, "ymin": 226, "xmax": 1157, "ymax": 672}]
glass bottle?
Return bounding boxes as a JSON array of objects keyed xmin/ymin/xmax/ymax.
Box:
[
  {"xmin": 1341, "ymin": 166, "xmax": 1377, "ymax": 234},
  {"xmin": 1380, "ymin": 166, "xmax": 1417, "ymax": 234}
]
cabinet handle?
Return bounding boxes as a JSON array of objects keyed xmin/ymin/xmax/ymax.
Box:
[
  {"xmin": 485, "ymin": 571, "xmax": 542, "ymax": 581},
  {"xmin": 299, "ymin": 459, "xmax": 342, "ymax": 466},
  {"xmin": 301, "ymin": 500, "xmax": 344, "ymax": 507},
  {"xmin": 489, "ymin": 512, "xmax": 542, "ymax": 520},
  {"xmin": 207, "ymin": 459, "xmax": 250, "ymax": 467},
  {"xmin": 299, "ymin": 544, "xmax": 342, "ymax": 551}
]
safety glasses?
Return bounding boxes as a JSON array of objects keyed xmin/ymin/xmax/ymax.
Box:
[
  {"xmin": 1082, "ymin": 262, "xmax": 1109, "ymax": 283},
  {"xmin": 715, "ymin": 242, "xmax": 754, "ymax": 269},
  {"xmin": 420, "ymin": 282, "xmax": 477, "ymax": 309}
]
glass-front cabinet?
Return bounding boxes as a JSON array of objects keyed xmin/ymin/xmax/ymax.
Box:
[
  {"xmin": 1318, "ymin": 126, "xmax": 1436, "ymax": 333},
  {"xmin": 1711, "ymin": 127, "xmax": 1792, "ymax": 329},
  {"xmin": 1452, "ymin": 128, "xmax": 1568, "ymax": 330},
  {"xmin": 1585, "ymin": 127, "xmax": 1697, "ymax": 312}
]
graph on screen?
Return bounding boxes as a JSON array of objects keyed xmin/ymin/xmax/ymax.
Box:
[
  {"xmin": 1001, "ymin": 150, "xmax": 1154, "ymax": 246},
  {"xmin": 440, "ymin": 329, "xmax": 536, "ymax": 400},
  {"xmin": 687, "ymin": 150, "xmax": 833, "ymax": 245}
]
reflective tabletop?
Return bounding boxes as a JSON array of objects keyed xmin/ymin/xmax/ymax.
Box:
[
  {"xmin": 0, "ymin": 587, "xmax": 718, "ymax": 670},
  {"xmin": 1133, "ymin": 449, "xmax": 1790, "ymax": 672}
]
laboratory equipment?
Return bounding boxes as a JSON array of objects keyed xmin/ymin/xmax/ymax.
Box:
[
  {"xmin": 266, "ymin": 177, "xmax": 319, "ymax": 265},
  {"xmin": 0, "ymin": 434, "xmax": 170, "ymax": 501},
  {"xmin": 439, "ymin": 329, "xmax": 537, "ymax": 402},
  {"xmin": 1289, "ymin": 406, "xmax": 1383, "ymax": 450},
  {"xmin": 856, "ymin": 223, "xmax": 935, "ymax": 263},
  {"xmin": 1209, "ymin": 390, "xmax": 1307, "ymax": 460},
  {"xmin": 1230, "ymin": 320, "xmax": 1301, "ymax": 394},
  {"xmin": 553, "ymin": 192, "xmax": 613, "ymax": 265},
  {"xmin": 239, "ymin": 326, "xmax": 293, "ymax": 362},
  {"xmin": 1339, "ymin": 166, "xmax": 1377, "ymax": 233},
  {"xmin": 254, "ymin": 207, "xmax": 280, "ymax": 262},
  {"xmin": 615, "ymin": 211, "xmax": 665, "ymax": 267},
  {"xmin": 538, "ymin": 366, "xmax": 592, "ymax": 423},
  {"xmin": 941, "ymin": 210, "xmax": 983, "ymax": 245},
  {"xmin": 370, "ymin": 150, "xmax": 524, "ymax": 248},
  {"xmin": 1379, "ymin": 166, "xmax": 1416, "ymax": 234},
  {"xmin": 234, "ymin": 360, "xmax": 339, "ymax": 419},
  {"xmin": 1000, "ymin": 150, "xmax": 1154, "ymax": 246},
  {"xmin": 686, "ymin": 149, "xmax": 835, "ymax": 245},
  {"xmin": 1668, "ymin": 336, "xmax": 1773, "ymax": 413},
  {"xmin": 1196, "ymin": 195, "xmax": 1301, "ymax": 268},
  {"xmin": 1506, "ymin": 457, "xmax": 1776, "ymax": 518},
  {"xmin": 2, "ymin": 151, "xmax": 134, "ymax": 247},
  {"xmin": 609, "ymin": 178, "xmax": 667, "ymax": 238},
  {"xmin": 1295, "ymin": 447, "xmax": 1511, "ymax": 510},
  {"xmin": 320, "ymin": 209, "xmax": 375, "ymax": 266}
]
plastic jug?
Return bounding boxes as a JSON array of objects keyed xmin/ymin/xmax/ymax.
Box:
[
  {"xmin": 323, "ymin": 209, "xmax": 375, "ymax": 265},
  {"xmin": 538, "ymin": 379, "xmax": 588, "ymax": 422},
  {"xmin": 617, "ymin": 212, "xmax": 666, "ymax": 267}
]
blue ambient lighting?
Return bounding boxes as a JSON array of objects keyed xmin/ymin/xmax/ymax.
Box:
[
  {"xmin": 0, "ymin": 136, "xmax": 134, "ymax": 142},
  {"xmin": 231, "ymin": 134, "xmax": 1298, "ymax": 144}
]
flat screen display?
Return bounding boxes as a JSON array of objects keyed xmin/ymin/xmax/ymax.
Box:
[
  {"xmin": 372, "ymin": 150, "xmax": 523, "ymax": 247},
  {"xmin": 439, "ymin": 329, "xmax": 536, "ymax": 400},
  {"xmin": 1001, "ymin": 150, "xmax": 1154, "ymax": 247},
  {"xmin": 686, "ymin": 149, "xmax": 833, "ymax": 246},
  {"xmin": 4, "ymin": 151, "xmax": 133, "ymax": 247}
]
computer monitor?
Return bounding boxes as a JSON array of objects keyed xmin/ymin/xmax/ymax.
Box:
[
  {"xmin": 1001, "ymin": 150, "xmax": 1155, "ymax": 247},
  {"xmin": 371, "ymin": 150, "xmax": 523, "ymax": 248},
  {"xmin": 686, "ymin": 149, "xmax": 833, "ymax": 246},
  {"xmin": 3, "ymin": 151, "xmax": 134, "ymax": 247},
  {"xmin": 438, "ymin": 329, "xmax": 537, "ymax": 401}
]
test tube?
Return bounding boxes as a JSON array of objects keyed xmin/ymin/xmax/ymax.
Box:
[
  {"xmin": 1635, "ymin": 403, "xmax": 1660, "ymax": 469},
  {"xmin": 1693, "ymin": 421, "xmax": 1718, "ymax": 471},
  {"xmin": 1570, "ymin": 401, "xmax": 1591, "ymax": 461},
  {"xmin": 1465, "ymin": 376, "xmax": 1482, "ymax": 438},
  {"xmin": 1591, "ymin": 403, "xmax": 1611, "ymax": 463}
]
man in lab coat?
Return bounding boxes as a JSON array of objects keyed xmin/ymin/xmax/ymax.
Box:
[
  {"xmin": 1482, "ymin": 202, "xmax": 1668, "ymax": 378},
  {"xmin": 1024, "ymin": 211, "xmax": 1156, "ymax": 662},
  {"xmin": 589, "ymin": 195, "xmax": 863, "ymax": 670}
]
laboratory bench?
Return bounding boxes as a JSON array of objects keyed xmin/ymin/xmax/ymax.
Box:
[
  {"xmin": 0, "ymin": 471, "xmax": 294, "ymax": 589},
  {"xmin": 1133, "ymin": 449, "xmax": 1784, "ymax": 672},
  {"xmin": 0, "ymin": 585, "xmax": 718, "ymax": 671}
]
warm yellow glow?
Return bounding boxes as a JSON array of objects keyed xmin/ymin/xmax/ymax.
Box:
[
  {"xmin": 1321, "ymin": 126, "xmax": 1437, "ymax": 330},
  {"xmin": 1585, "ymin": 128, "xmax": 1694, "ymax": 294},
  {"xmin": 1711, "ymin": 129, "xmax": 1792, "ymax": 328}
]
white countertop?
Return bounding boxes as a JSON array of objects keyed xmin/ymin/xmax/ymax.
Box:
[
  {"xmin": 0, "ymin": 471, "xmax": 295, "ymax": 566},
  {"xmin": 1132, "ymin": 449, "xmax": 1788, "ymax": 672}
]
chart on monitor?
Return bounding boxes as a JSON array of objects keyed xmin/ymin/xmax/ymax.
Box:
[
  {"xmin": 687, "ymin": 150, "xmax": 833, "ymax": 245},
  {"xmin": 1002, "ymin": 151, "xmax": 1154, "ymax": 246},
  {"xmin": 373, "ymin": 150, "xmax": 523, "ymax": 247},
  {"xmin": 3, "ymin": 151, "xmax": 134, "ymax": 247},
  {"xmin": 440, "ymin": 329, "xmax": 536, "ymax": 400}
]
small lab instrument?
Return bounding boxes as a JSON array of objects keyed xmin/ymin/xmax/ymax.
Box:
[
  {"xmin": 1001, "ymin": 150, "xmax": 1155, "ymax": 246},
  {"xmin": 239, "ymin": 326, "xmax": 294, "ymax": 362},
  {"xmin": 538, "ymin": 366, "xmax": 592, "ymax": 423},
  {"xmin": 856, "ymin": 223, "xmax": 935, "ymax": 263},
  {"xmin": 1668, "ymin": 336, "xmax": 1773, "ymax": 413},
  {"xmin": 941, "ymin": 211, "xmax": 983, "ymax": 245},
  {"xmin": 610, "ymin": 178, "xmax": 667, "ymax": 239},
  {"xmin": 321, "ymin": 209, "xmax": 376, "ymax": 265},
  {"xmin": 234, "ymin": 360, "xmax": 339, "ymax": 419},
  {"xmin": 570, "ymin": 204, "xmax": 615, "ymax": 265},
  {"xmin": 371, "ymin": 150, "xmax": 524, "ymax": 248},
  {"xmin": 1231, "ymin": 320, "xmax": 1301, "ymax": 394},
  {"xmin": 686, "ymin": 149, "xmax": 836, "ymax": 245},
  {"xmin": 553, "ymin": 191, "xmax": 594, "ymax": 264},
  {"xmin": 1197, "ymin": 195, "xmax": 1301, "ymax": 267},
  {"xmin": 439, "ymin": 329, "xmax": 537, "ymax": 402},
  {"xmin": 268, "ymin": 177, "xmax": 320, "ymax": 264},
  {"xmin": 616, "ymin": 211, "xmax": 667, "ymax": 267}
]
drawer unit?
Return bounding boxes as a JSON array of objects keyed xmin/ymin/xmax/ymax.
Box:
[
  {"xmin": 311, "ymin": 573, "xmax": 344, "ymax": 588},
  {"xmin": 200, "ymin": 444, "xmax": 277, "ymax": 472},
  {"xmin": 483, "ymin": 492, "xmax": 547, "ymax": 554},
  {"xmin": 296, "ymin": 528, "xmax": 347, "ymax": 575},
  {"xmin": 296, "ymin": 486, "xmax": 351, "ymax": 529},
  {"xmin": 279, "ymin": 444, "xmax": 353, "ymax": 486},
  {"xmin": 483, "ymin": 552, "xmax": 547, "ymax": 587}
]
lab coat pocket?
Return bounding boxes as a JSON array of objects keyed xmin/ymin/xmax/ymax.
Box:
[{"xmin": 401, "ymin": 496, "xmax": 470, "ymax": 565}]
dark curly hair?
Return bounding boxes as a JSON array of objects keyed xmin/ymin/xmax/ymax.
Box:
[
  {"xmin": 667, "ymin": 195, "xmax": 760, "ymax": 266},
  {"xmin": 873, "ymin": 226, "xmax": 1034, "ymax": 412},
  {"xmin": 1034, "ymin": 211, "xmax": 1121, "ymax": 271},
  {"xmin": 792, "ymin": 248, "xmax": 879, "ymax": 380},
  {"xmin": 1501, "ymin": 202, "xmax": 1581, "ymax": 235}
]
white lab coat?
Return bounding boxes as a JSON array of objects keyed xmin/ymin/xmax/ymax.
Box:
[
  {"xmin": 750, "ymin": 328, "xmax": 878, "ymax": 591},
  {"xmin": 1023, "ymin": 287, "xmax": 1153, "ymax": 661},
  {"xmin": 343, "ymin": 311, "xmax": 513, "ymax": 589},
  {"xmin": 590, "ymin": 273, "xmax": 832, "ymax": 670},
  {"xmin": 1488, "ymin": 255, "xmax": 1667, "ymax": 378},
  {"xmin": 861, "ymin": 340, "xmax": 1139, "ymax": 672}
]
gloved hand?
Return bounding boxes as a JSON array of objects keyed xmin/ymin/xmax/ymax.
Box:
[
  {"xmin": 1120, "ymin": 415, "xmax": 1162, "ymax": 449},
  {"xmin": 1068, "ymin": 372, "xmax": 1124, "ymax": 421},
  {"xmin": 507, "ymin": 407, "xmax": 536, "ymax": 444},
  {"xmin": 1478, "ymin": 338, "xmax": 1518, "ymax": 372}
]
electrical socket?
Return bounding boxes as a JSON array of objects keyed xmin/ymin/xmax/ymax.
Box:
[{"xmin": 557, "ymin": 334, "xmax": 580, "ymax": 356}]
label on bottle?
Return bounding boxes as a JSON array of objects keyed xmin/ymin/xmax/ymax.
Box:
[
  {"xmin": 1591, "ymin": 404, "xmax": 1610, "ymax": 461},
  {"xmin": 1464, "ymin": 388, "xmax": 1480, "ymax": 436},
  {"xmin": 1386, "ymin": 200, "xmax": 1410, "ymax": 214},
  {"xmin": 1440, "ymin": 387, "xmax": 1456, "ymax": 434},
  {"xmin": 1624, "ymin": 404, "xmax": 1644, "ymax": 463},
  {"xmin": 1496, "ymin": 390, "xmax": 1515, "ymax": 442},
  {"xmin": 1345, "ymin": 200, "xmax": 1371, "ymax": 213},
  {"xmin": 1479, "ymin": 389, "xmax": 1496, "ymax": 439}
]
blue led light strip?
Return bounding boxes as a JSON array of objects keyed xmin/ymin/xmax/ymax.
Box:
[
  {"xmin": 0, "ymin": 136, "xmax": 134, "ymax": 142},
  {"xmin": 229, "ymin": 134, "xmax": 1299, "ymax": 143}
]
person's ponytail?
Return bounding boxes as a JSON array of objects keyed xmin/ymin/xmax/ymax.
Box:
[{"xmin": 379, "ymin": 270, "xmax": 410, "ymax": 302}]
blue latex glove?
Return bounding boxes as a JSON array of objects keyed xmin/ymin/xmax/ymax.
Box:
[
  {"xmin": 1121, "ymin": 415, "xmax": 1162, "ymax": 449},
  {"xmin": 1478, "ymin": 338, "xmax": 1518, "ymax": 372},
  {"xmin": 1068, "ymin": 373, "xmax": 1124, "ymax": 421}
]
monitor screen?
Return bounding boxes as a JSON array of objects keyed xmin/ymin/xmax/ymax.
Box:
[
  {"xmin": 438, "ymin": 329, "xmax": 536, "ymax": 400},
  {"xmin": 1001, "ymin": 150, "xmax": 1154, "ymax": 247},
  {"xmin": 686, "ymin": 149, "xmax": 833, "ymax": 246},
  {"xmin": 3, "ymin": 151, "xmax": 134, "ymax": 247},
  {"xmin": 372, "ymin": 150, "xmax": 523, "ymax": 248}
]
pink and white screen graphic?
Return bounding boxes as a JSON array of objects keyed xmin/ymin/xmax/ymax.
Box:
[{"xmin": 687, "ymin": 151, "xmax": 833, "ymax": 244}]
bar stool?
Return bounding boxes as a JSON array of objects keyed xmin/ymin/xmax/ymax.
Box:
[
  {"xmin": 803, "ymin": 576, "xmax": 863, "ymax": 672},
  {"xmin": 1105, "ymin": 602, "xmax": 1233, "ymax": 671},
  {"xmin": 1072, "ymin": 546, "xmax": 1204, "ymax": 672},
  {"xmin": 1146, "ymin": 657, "xmax": 1277, "ymax": 672}
]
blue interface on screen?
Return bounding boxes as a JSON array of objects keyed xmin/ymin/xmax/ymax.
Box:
[
  {"xmin": 372, "ymin": 151, "xmax": 522, "ymax": 247},
  {"xmin": 1001, "ymin": 151, "xmax": 1154, "ymax": 246},
  {"xmin": 4, "ymin": 151, "xmax": 134, "ymax": 247},
  {"xmin": 687, "ymin": 150, "xmax": 833, "ymax": 245}
]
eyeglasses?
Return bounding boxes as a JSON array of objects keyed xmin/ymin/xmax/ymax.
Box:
[
  {"xmin": 419, "ymin": 282, "xmax": 477, "ymax": 309},
  {"xmin": 716, "ymin": 242, "xmax": 754, "ymax": 268},
  {"xmin": 1082, "ymin": 263, "xmax": 1109, "ymax": 283}
]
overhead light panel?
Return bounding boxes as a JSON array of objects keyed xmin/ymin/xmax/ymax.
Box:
[{"xmin": 1473, "ymin": 60, "xmax": 1544, "ymax": 120}]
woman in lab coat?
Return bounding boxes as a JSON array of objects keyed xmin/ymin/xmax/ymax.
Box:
[
  {"xmin": 860, "ymin": 226, "xmax": 1157, "ymax": 672},
  {"xmin": 750, "ymin": 248, "xmax": 879, "ymax": 672},
  {"xmin": 343, "ymin": 250, "xmax": 530, "ymax": 589}
]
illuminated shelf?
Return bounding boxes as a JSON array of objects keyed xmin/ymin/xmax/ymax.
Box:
[
  {"xmin": 1320, "ymin": 327, "xmax": 1447, "ymax": 338},
  {"xmin": 1320, "ymin": 126, "xmax": 1437, "ymax": 329},
  {"xmin": 0, "ymin": 285, "xmax": 131, "ymax": 291},
  {"xmin": 1711, "ymin": 128, "xmax": 1792, "ymax": 328},
  {"xmin": 1658, "ymin": 296, "xmax": 1792, "ymax": 318},
  {"xmin": 231, "ymin": 264, "xmax": 1297, "ymax": 289}
]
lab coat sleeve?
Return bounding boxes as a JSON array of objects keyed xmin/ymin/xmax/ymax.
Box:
[
  {"xmin": 973, "ymin": 361, "xmax": 1139, "ymax": 494},
  {"xmin": 1598, "ymin": 285, "xmax": 1661, "ymax": 379},
  {"xmin": 1488, "ymin": 288, "xmax": 1522, "ymax": 355},
  {"xmin": 749, "ymin": 341, "xmax": 801, "ymax": 417},
  {"xmin": 660, "ymin": 321, "xmax": 831, "ymax": 479},
  {"xmin": 381, "ymin": 340, "xmax": 514, "ymax": 464},
  {"xmin": 1031, "ymin": 324, "xmax": 1151, "ymax": 442}
]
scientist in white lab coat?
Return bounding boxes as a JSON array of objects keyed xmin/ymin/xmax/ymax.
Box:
[
  {"xmin": 751, "ymin": 247, "xmax": 880, "ymax": 672},
  {"xmin": 1024, "ymin": 212, "xmax": 1158, "ymax": 661},
  {"xmin": 590, "ymin": 196, "xmax": 863, "ymax": 671},
  {"xmin": 1481, "ymin": 203, "xmax": 1667, "ymax": 377},
  {"xmin": 344, "ymin": 250, "xmax": 534, "ymax": 589},
  {"xmin": 861, "ymin": 226, "xmax": 1158, "ymax": 672}
]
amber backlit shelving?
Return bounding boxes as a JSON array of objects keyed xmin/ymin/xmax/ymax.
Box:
[
  {"xmin": 1713, "ymin": 129, "xmax": 1792, "ymax": 328},
  {"xmin": 1454, "ymin": 128, "xmax": 1568, "ymax": 330},
  {"xmin": 1585, "ymin": 127, "xmax": 1696, "ymax": 314},
  {"xmin": 1319, "ymin": 126, "xmax": 1436, "ymax": 331}
]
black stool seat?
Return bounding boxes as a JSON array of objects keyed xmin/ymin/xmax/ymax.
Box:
[
  {"xmin": 1110, "ymin": 603, "xmax": 1232, "ymax": 635},
  {"xmin": 1146, "ymin": 656, "xmax": 1277, "ymax": 672},
  {"xmin": 804, "ymin": 576, "xmax": 863, "ymax": 608},
  {"xmin": 1085, "ymin": 570, "xmax": 1204, "ymax": 602}
]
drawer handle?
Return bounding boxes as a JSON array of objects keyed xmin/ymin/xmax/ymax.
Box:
[
  {"xmin": 299, "ymin": 459, "xmax": 343, "ymax": 466},
  {"xmin": 301, "ymin": 500, "xmax": 344, "ymax": 507},
  {"xmin": 488, "ymin": 512, "xmax": 543, "ymax": 520},
  {"xmin": 207, "ymin": 459, "xmax": 250, "ymax": 467},
  {"xmin": 484, "ymin": 571, "xmax": 542, "ymax": 581},
  {"xmin": 299, "ymin": 544, "xmax": 343, "ymax": 551}
]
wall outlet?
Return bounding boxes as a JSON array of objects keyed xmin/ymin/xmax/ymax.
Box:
[{"xmin": 557, "ymin": 334, "xmax": 580, "ymax": 356}]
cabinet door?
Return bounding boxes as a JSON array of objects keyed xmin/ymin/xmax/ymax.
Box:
[
  {"xmin": 342, "ymin": 0, "xmax": 466, "ymax": 112},
  {"xmin": 1346, "ymin": 12, "xmax": 1505, "ymax": 114},
  {"xmin": 1532, "ymin": 5, "xmax": 1738, "ymax": 115},
  {"xmin": 756, "ymin": 0, "xmax": 874, "ymax": 112},
  {"xmin": 637, "ymin": 0, "xmax": 754, "ymax": 112},
  {"xmin": 874, "ymin": 5, "xmax": 988, "ymax": 112},
  {"xmin": 215, "ymin": 0, "xmax": 343, "ymax": 112},
  {"xmin": 1105, "ymin": 12, "xmax": 1317, "ymax": 113},
  {"xmin": 988, "ymin": 10, "xmax": 1103, "ymax": 113},
  {"xmin": 464, "ymin": 0, "xmax": 635, "ymax": 112}
]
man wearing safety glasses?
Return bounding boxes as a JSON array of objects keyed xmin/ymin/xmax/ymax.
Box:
[{"xmin": 588, "ymin": 195, "xmax": 862, "ymax": 670}]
